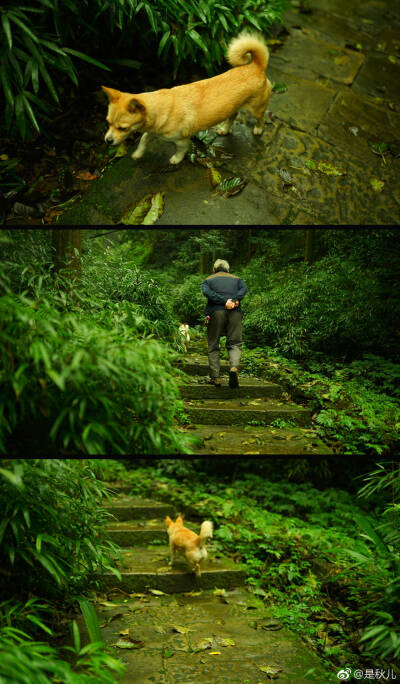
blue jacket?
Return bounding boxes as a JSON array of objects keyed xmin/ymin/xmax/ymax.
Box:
[{"xmin": 202, "ymin": 271, "xmax": 247, "ymax": 316}]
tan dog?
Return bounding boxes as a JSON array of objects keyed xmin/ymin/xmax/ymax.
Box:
[
  {"xmin": 102, "ymin": 31, "xmax": 270, "ymax": 165},
  {"xmin": 166, "ymin": 515, "xmax": 213, "ymax": 577},
  {"xmin": 178, "ymin": 323, "xmax": 190, "ymax": 352}
]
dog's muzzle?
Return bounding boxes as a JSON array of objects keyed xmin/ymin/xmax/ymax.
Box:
[{"xmin": 105, "ymin": 133, "xmax": 115, "ymax": 145}]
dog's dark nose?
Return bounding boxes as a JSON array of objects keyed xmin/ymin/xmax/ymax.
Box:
[{"xmin": 105, "ymin": 138, "xmax": 114, "ymax": 145}]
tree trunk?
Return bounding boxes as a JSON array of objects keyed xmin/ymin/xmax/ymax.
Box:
[
  {"xmin": 52, "ymin": 230, "xmax": 81, "ymax": 281},
  {"xmin": 304, "ymin": 229, "xmax": 315, "ymax": 264},
  {"xmin": 200, "ymin": 230, "xmax": 209, "ymax": 274}
]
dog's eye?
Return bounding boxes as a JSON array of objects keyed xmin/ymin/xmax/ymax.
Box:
[{"xmin": 118, "ymin": 126, "xmax": 128, "ymax": 131}]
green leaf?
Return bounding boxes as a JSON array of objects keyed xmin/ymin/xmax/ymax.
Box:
[
  {"xmin": 78, "ymin": 599, "xmax": 103, "ymax": 644},
  {"xmin": 188, "ymin": 29, "xmax": 207, "ymax": 52},
  {"xmin": 9, "ymin": 13, "xmax": 39, "ymax": 43},
  {"xmin": 1, "ymin": 15, "xmax": 12, "ymax": 50},
  {"xmin": 63, "ymin": 48, "xmax": 111, "ymax": 71},
  {"xmin": 157, "ymin": 31, "xmax": 171, "ymax": 57}
]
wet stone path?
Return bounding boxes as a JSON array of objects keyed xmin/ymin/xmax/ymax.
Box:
[
  {"xmin": 59, "ymin": 0, "xmax": 400, "ymax": 225},
  {"xmin": 88, "ymin": 484, "xmax": 328, "ymax": 683}
]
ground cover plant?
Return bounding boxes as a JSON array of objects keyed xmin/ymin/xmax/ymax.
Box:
[
  {"xmin": 0, "ymin": 459, "xmax": 126, "ymax": 683},
  {"xmin": 118, "ymin": 458, "xmax": 400, "ymax": 680}
]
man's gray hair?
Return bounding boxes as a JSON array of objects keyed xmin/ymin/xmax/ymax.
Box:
[{"xmin": 213, "ymin": 259, "xmax": 230, "ymax": 273}]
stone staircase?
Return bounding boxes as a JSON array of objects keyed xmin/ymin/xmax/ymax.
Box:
[
  {"xmin": 97, "ymin": 487, "xmax": 245, "ymax": 593},
  {"xmin": 178, "ymin": 351, "xmax": 332, "ymax": 455},
  {"xmin": 92, "ymin": 485, "xmax": 327, "ymax": 683}
]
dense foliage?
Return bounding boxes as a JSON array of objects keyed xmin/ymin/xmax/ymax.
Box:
[
  {"xmin": 122, "ymin": 458, "xmax": 400, "ymax": 678},
  {"xmin": 0, "ymin": 459, "xmax": 125, "ymax": 682},
  {"xmin": 1, "ymin": 0, "xmax": 287, "ymax": 139},
  {"xmin": 0, "ymin": 230, "xmax": 192, "ymax": 455}
]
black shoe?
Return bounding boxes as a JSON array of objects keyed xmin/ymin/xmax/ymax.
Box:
[{"xmin": 229, "ymin": 367, "xmax": 239, "ymax": 388}]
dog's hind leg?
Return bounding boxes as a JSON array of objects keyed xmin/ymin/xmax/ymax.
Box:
[
  {"xmin": 169, "ymin": 138, "xmax": 191, "ymax": 164},
  {"xmin": 132, "ymin": 132, "xmax": 149, "ymax": 159}
]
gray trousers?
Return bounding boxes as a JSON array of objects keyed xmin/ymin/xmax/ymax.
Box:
[{"xmin": 207, "ymin": 309, "xmax": 242, "ymax": 378}]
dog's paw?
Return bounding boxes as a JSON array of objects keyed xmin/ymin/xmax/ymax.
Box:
[
  {"xmin": 253, "ymin": 125, "xmax": 263, "ymax": 135},
  {"xmin": 216, "ymin": 126, "xmax": 230, "ymax": 136},
  {"xmin": 131, "ymin": 150, "xmax": 143, "ymax": 160}
]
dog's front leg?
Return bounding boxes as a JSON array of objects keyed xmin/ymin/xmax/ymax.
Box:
[
  {"xmin": 169, "ymin": 138, "xmax": 190, "ymax": 165},
  {"xmin": 169, "ymin": 544, "xmax": 176, "ymax": 566},
  {"xmin": 132, "ymin": 132, "xmax": 149, "ymax": 160}
]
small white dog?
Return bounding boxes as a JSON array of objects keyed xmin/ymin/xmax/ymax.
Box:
[{"xmin": 179, "ymin": 323, "xmax": 190, "ymax": 352}]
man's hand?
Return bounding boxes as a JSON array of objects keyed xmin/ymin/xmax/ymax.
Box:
[{"xmin": 225, "ymin": 299, "xmax": 235, "ymax": 310}]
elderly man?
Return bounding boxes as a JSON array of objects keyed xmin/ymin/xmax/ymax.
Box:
[{"xmin": 202, "ymin": 258, "xmax": 247, "ymax": 388}]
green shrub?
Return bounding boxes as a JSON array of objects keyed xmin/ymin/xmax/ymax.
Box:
[
  {"xmin": 173, "ymin": 273, "xmax": 206, "ymax": 326},
  {"xmin": 0, "ymin": 597, "xmax": 125, "ymax": 683},
  {"xmin": 243, "ymin": 256, "xmax": 396, "ymax": 358},
  {"xmin": 0, "ymin": 290, "xmax": 188, "ymax": 455},
  {"xmin": 0, "ymin": 460, "xmax": 121, "ymax": 597}
]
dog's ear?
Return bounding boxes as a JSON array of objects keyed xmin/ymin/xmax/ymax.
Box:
[
  {"xmin": 127, "ymin": 98, "xmax": 145, "ymax": 114},
  {"xmin": 176, "ymin": 515, "xmax": 183, "ymax": 525},
  {"xmin": 101, "ymin": 86, "xmax": 122, "ymax": 103},
  {"xmin": 166, "ymin": 516, "xmax": 172, "ymax": 528}
]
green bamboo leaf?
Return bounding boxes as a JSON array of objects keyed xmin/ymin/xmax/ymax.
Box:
[
  {"xmin": 63, "ymin": 48, "xmax": 111, "ymax": 70},
  {"xmin": 22, "ymin": 92, "xmax": 40, "ymax": 133},
  {"xmin": 157, "ymin": 31, "xmax": 171, "ymax": 57},
  {"xmin": 8, "ymin": 14, "xmax": 39, "ymax": 43},
  {"xmin": 1, "ymin": 15, "xmax": 12, "ymax": 50},
  {"xmin": 78, "ymin": 599, "xmax": 103, "ymax": 644},
  {"xmin": 0, "ymin": 62, "xmax": 14, "ymax": 107},
  {"xmin": 72, "ymin": 619, "xmax": 81, "ymax": 651},
  {"xmin": 188, "ymin": 29, "xmax": 207, "ymax": 52},
  {"xmin": 39, "ymin": 62, "xmax": 59, "ymax": 103}
]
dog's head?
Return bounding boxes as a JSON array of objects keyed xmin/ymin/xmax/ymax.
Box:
[{"xmin": 102, "ymin": 86, "xmax": 146, "ymax": 146}]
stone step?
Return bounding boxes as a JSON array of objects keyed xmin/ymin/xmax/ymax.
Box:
[
  {"xmin": 185, "ymin": 398, "xmax": 311, "ymax": 426},
  {"xmin": 180, "ymin": 377, "xmax": 284, "ymax": 400},
  {"xmin": 183, "ymin": 425, "xmax": 332, "ymax": 455},
  {"xmin": 105, "ymin": 496, "xmax": 174, "ymax": 521},
  {"xmin": 178, "ymin": 355, "xmax": 229, "ymax": 376},
  {"xmin": 106, "ymin": 519, "xmax": 198, "ymax": 546},
  {"xmin": 94, "ymin": 588, "xmax": 326, "ymax": 682},
  {"xmin": 97, "ymin": 546, "xmax": 245, "ymax": 593}
]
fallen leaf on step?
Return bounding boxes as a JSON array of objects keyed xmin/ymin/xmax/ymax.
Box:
[
  {"xmin": 195, "ymin": 638, "xmax": 213, "ymax": 650},
  {"xmin": 119, "ymin": 628, "xmax": 130, "ymax": 636},
  {"xmin": 257, "ymin": 665, "xmax": 282, "ymax": 677},
  {"xmin": 149, "ymin": 589, "xmax": 165, "ymax": 595},
  {"xmin": 209, "ymin": 651, "xmax": 222, "ymax": 655},
  {"xmin": 115, "ymin": 637, "xmax": 144, "ymax": 649},
  {"xmin": 218, "ymin": 638, "xmax": 236, "ymax": 647},
  {"xmin": 172, "ymin": 625, "xmax": 191, "ymax": 634},
  {"xmin": 244, "ymin": 451, "xmax": 260, "ymax": 455}
]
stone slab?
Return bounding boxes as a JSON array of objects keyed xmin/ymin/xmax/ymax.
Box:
[
  {"xmin": 180, "ymin": 378, "xmax": 284, "ymax": 400},
  {"xmin": 95, "ymin": 589, "xmax": 327, "ymax": 682},
  {"xmin": 223, "ymin": 122, "xmax": 400, "ymax": 225},
  {"xmin": 107, "ymin": 520, "xmax": 198, "ymax": 546},
  {"xmin": 304, "ymin": 0, "xmax": 396, "ymax": 24},
  {"xmin": 185, "ymin": 398, "xmax": 311, "ymax": 427},
  {"xmin": 105, "ymin": 497, "xmax": 174, "ymax": 521},
  {"xmin": 352, "ymin": 53, "xmax": 400, "ymax": 102},
  {"xmin": 97, "ymin": 546, "xmax": 245, "ymax": 593},
  {"xmin": 284, "ymin": 5, "xmax": 380, "ymax": 49},
  {"xmin": 272, "ymin": 30, "xmax": 364, "ymax": 85},
  {"xmin": 57, "ymin": 130, "xmax": 292, "ymax": 227},
  {"xmin": 183, "ymin": 424, "xmax": 332, "ymax": 455},
  {"xmin": 268, "ymin": 66, "xmax": 336, "ymax": 133},
  {"xmin": 318, "ymin": 90, "xmax": 400, "ymax": 161}
]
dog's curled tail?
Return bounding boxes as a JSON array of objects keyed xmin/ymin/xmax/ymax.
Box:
[
  {"xmin": 198, "ymin": 520, "xmax": 213, "ymax": 546},
  {"xmin": 227, "ymin": 32, "xmax": 269, "ymax": 71}
]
